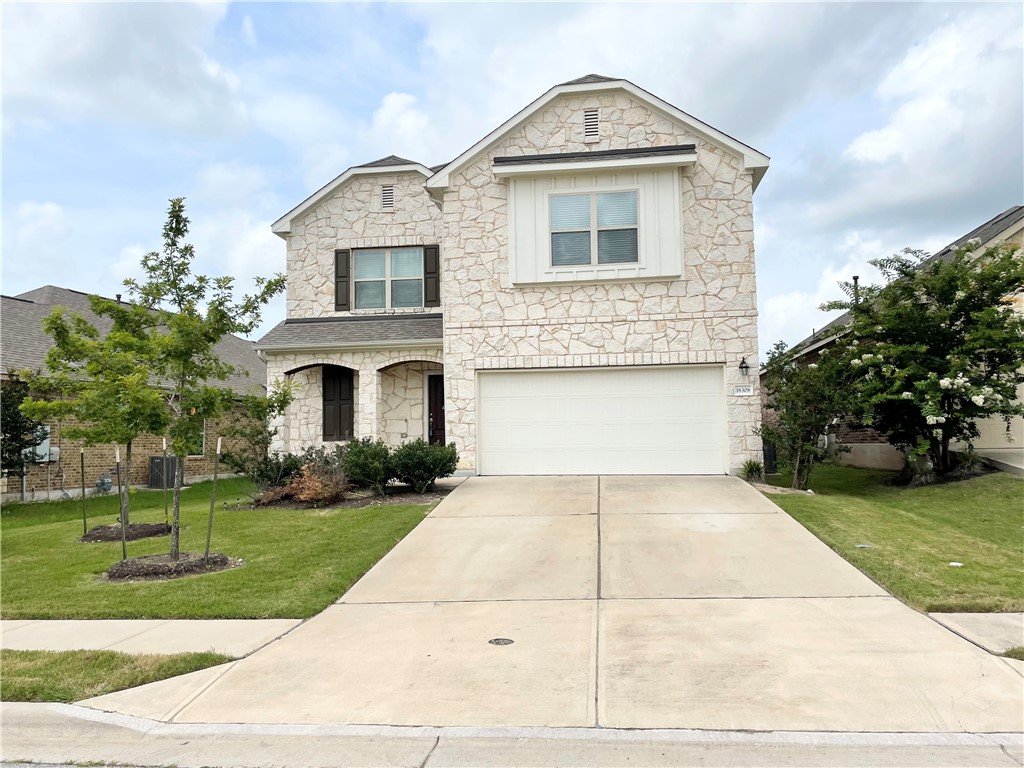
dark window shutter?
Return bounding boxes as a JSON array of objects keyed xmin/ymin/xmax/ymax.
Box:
[
  {"xmin": 423, "ymin": 244, "xmax": 440, "ymax": 308},
  {"xmin": 335, "ymin": 249, "xmax": 351, "ymax": 311},
  {"xmin": 322, "ymin": 366, "xmax": 354, "ymax": 441}
]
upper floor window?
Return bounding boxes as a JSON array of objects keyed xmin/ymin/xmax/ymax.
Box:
[
  {"xmin": 550, "ymin": 190, "xmax": 638, "ymax": 267},
  {"xmin": 334, "ymin": 246, "xmax": 440, "ymax": 311},
  {"xmin": 353, "ymin": 247, "xmax": 424, "ymax": 309}
]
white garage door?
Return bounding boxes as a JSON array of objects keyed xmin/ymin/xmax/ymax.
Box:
[{"xmin": 477, "ymin": 366, "xmax": 726, "ymax": 475}]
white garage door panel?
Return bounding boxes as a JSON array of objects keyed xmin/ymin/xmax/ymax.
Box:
[{"xmin": 478, "ymin": 366, "xmax": 725, "ymax": 475}]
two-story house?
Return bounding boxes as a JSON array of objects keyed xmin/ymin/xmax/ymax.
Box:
[{"xmin": 257, "ymin": 75, "xmax": 769, "ymax": 475}]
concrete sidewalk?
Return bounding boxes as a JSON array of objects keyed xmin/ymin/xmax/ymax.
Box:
[
  {"xmin": 1, "ymin": 619, "xmax": 302, "ymax": 657},
  {"xmin": 75, "ymin": 475, "xmax": 1024, "ymax": 733},
  {"xmin": 3, "ymin": 703, "xmax": 1022, "ymax": 768}
]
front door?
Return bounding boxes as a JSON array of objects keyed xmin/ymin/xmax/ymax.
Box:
[{"xmin": 427, "ymin": 375, "xmax": 446, "ymax": 445}]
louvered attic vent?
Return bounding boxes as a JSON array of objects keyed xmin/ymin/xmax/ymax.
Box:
[
  {"xmin": 583, "ymin": 108, "xmax": 599, "ymax": 142},
  {"xmin": 381, "ymin": 185, "xmax": 395, "ymax": 209}
]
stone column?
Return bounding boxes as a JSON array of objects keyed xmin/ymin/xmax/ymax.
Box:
[{"xmin": 356, "ymin": 367, "xmax": 380, "ymax": 440}]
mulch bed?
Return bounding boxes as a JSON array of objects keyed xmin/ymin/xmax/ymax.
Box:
[
  {"xmin": 250, "ymin": 487, "xmax": 453, "ymax": 511},
  {"xmin": 81, "ymin": 522, "xmax": 171, "ymax": 543},
  {"xmin": 106, "ymin": 552, "xmax": 242, "ymax": 581}
]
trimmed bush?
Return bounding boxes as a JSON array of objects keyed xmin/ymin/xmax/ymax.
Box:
[
  {"xmin": 392, "ymin": 439, "xmax": 459, "ymax": 494},
  {"xmin": 343, "ymin": 438, "xmax": 394, "ymax": 495}
]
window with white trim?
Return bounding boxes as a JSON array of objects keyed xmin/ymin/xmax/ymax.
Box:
[
  {"xmin": 549, "ymin": 190, "xmax": 638, "ymax": 267},
  {"xmin": 353, "ymin": 247, "xmax": 424, "ymax": 309}
]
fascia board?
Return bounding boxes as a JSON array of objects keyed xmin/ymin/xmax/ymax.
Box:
[
  {"xmin": 426, "ymin": 79, "xmax": 770, "ymax": 191},
  {"xmin": 492, "ymin": 152, "xmax": 697, "ymax": 178},
  {"xmin": 272, "ymin": 164, "xmax": 432, "ymax": 238},
  {"xmin": 256, "ymin": 339, "xmax": 442, "ymax": 354}
]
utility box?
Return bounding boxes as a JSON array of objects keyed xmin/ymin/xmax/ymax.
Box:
[{"xmin": 149, "ymin": 456, "xmax": 178, "ymax": 489}]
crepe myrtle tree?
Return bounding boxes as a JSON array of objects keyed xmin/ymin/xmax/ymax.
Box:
[
  {"xmin": 20, "ymin": 297, "xmax": 169, "ymax": 527},
  {"xmin": 823, "ymin": 241, "xmax": 1024, "ymax": 475},
  {"xmin": 758, "ymin": 341, "xmax": 858, "ymax": 490},
  {"xmin": 124, "ymin": 197, "xmax": 285, "ymax": 560}
]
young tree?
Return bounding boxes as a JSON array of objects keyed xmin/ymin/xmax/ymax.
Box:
[
  {"xmin": 758, "ymin": 341, "xmax": 858, "ymax": 489},
  {"xmin": 823, "ymin": 242, "xmax": 1024, "ymax": 474},
  {"xmin": 219, "ymin": 382, "xmax": 295, "ymax": 493},
  {"xmin": 1, "ymin": 372, "xmax": 49, "ymax": 481},
  {"xmin": 125, "ymin": 198, "xmax": 285, "ymax": 559},
  {"xmin": 20, "ymin": 298, "xmax": 168, "ymax": 526}
]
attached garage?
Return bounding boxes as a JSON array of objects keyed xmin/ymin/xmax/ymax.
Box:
[{"xmin": 477, "ymin": 366, "xmax": 726, "ymax": 475}]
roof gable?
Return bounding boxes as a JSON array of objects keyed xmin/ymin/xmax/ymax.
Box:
[
  {"xmin": 272, "ymin": 159, "xmax": 433, "ymax": 237},
  {"xmin": 426, "ymin": 76, "xmax": 770, "ymax": 192}
]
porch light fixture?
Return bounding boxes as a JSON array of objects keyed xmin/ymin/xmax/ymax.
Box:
[{"xmin": 739, "ymin": 357, "xmax": 750, "ymax": 377}]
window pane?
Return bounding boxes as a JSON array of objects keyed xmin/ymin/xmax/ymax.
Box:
[
  {"xmin": 391, "ymin": 279, "xmax": 423, "ymax": 308},
  {"xmin": 354, "ymin": 280, "xmax": 385, "ymax": 308},
  {"xmin": 550, "ymin": 194, "xmax": 591, "ymax": 229},
  {"xmin": 597, "ymin": 191, "xmax": 637, "ymax": 227},
  {"xmin": 597, "ymin": 229, "xmax": 638, "ymax": 264},
  {"xmin": 551, "ymin": 231, "xmax": 592, "ymax": 266},
  {"xmin": 391, "ymin": 248, "xmax": 423, "ymax": 278},
  {"xmin": 354, "ymin": 251, "xmax": 386, "ymax": 279}
]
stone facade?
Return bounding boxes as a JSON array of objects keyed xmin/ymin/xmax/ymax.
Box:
[
  {"xmin": 439, "ymin": 91, "xmax": 760, "ymax": 472},
  {"xmin": 268, "ymin": 81, "xmax": 765, "ymax": 473},
  {"xmin": 286, "ymin": 171, "xmax": 444, "ymax": 319},
  {"xmin": 266, "ymin": 348, "xmax": 443, "ymax": 453}
]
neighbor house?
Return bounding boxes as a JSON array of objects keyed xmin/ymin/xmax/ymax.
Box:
[
  {"xmin": 776, "ymin": 205, "xmax": 1024, "ymax": 470},
  {"xmin": 1, "ymin": 285, "xmax": 267, "ymax": 499},
  {"xmin": 257, "ymin": 75, "xmax": 769, "ymax": 475}
]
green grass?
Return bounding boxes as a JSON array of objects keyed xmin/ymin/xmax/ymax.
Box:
[
  {"xmin": 0, "ymin": 649, "xmax": 232, "ymax": 702},
  {"xmin": 1004, "ymin": 647, "xmax": 1024, "ymax": 661},
  {"xmin": 1, "ymin": 478, "xmax": 432, "ymax": 619},
  {"xmin": 767, "ymin": 466, "xmax": 1024, "ymax": 612}
]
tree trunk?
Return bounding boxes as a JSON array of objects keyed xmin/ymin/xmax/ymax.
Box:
[
  {"xmin": 120, "ymin": 441, "xmax": 132, "ymax": 526},
  {"xmin": 791, "ymin": 444, "xmax": 803, "ymax": 490},
  {"xmin": 170, "ymin": 453, "xmax": 184, "ymax": 561}
]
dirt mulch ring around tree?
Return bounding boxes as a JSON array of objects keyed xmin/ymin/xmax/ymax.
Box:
[
  {"xmin": 81, "ymin": 522, "xmax": 171, "ymax": 543},
  {"xmin": 106, "ymin": 552, "xmax": 242, "ymax": 582}
]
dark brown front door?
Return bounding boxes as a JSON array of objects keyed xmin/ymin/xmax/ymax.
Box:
[{"xmin": 427, "ymin": 375, "xmax": 445, "ymax": 445}]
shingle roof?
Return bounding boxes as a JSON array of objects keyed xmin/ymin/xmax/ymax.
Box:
[
  {"xmin": 558, "ymin": 74, "xmax": 622, "ymax": 86},
  {"xmin": 256, "ymin": 314, "xmax": 443, "ymax": 351},
  {"xmin": 1, "ymin": 286, "xmax": 267, "ymax": 395},
  {"xmin": 493, "ymin": 144, "xmax": 696, "ymax": 166},
  {"xmin": 355, "ymin": 155, "xmax": 419, "ymax": 168},
  {"xmin": 790, "ymin": 205, "xmax": 1024, "ymax": 355}
]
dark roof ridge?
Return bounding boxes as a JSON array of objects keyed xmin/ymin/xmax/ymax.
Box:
[{"xmin": 558, "ymin": 74, "xmax": 622, "ymax": 86}]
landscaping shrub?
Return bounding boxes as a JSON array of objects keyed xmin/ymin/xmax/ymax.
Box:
[
  {"xmin": 343, "ymin": 438, "xmax": 394, "ymax": 495},
  {"xmin": 254, "ymin": 445, "xmax": 347, "ymax": 506},
  {"xmin": 741, "ymin": 459, "xmax": 764, "ymax": 482},
  {"xmin": 392, "ymin": 439, "xmax": 459, "ymax": 494}
]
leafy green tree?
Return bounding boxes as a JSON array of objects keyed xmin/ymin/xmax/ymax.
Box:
[
  {"xmin": 758, "ymin": 340, "xmax": 857, "ymax": 489},
  {"xmin": 124, "ymin": 198, "xmax": 285, "ymax": 559},
  {"xmin": 20, "ymin": 298, "xmax": 168, "ymax": 526},
  {"xmin": 1, "ymin": 372, "xmax": 49, "ymax": 480},
  {"xmin": 823, "ymin": 242, "xmax": 1024, "ymax": 474},
  {"xmin": 220, "ymin": 382, "xmax": 295, "ymax": 493}
]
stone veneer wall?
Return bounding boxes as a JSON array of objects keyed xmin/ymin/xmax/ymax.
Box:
[
  {"xmin": 379, "ymin": 362, "xmax": 443, "ymax": 445},
  {"xmin": 266, "ymin": 348, "xmax": 443, "ymax": 453},
  {"xmin": 439, "ymin": 91, "xmax": 762, "ymax": 473},
  {"xmin": 286, "ymin": 171, "xmax": 444, "ymax": 319}
]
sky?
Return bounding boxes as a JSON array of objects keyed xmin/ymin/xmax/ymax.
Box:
[{"xmin": 3, "ymin": 1, "xmax": 1022, "ymax": 360}]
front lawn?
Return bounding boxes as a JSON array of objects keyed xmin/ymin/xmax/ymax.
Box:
[
  {"xmin": 0, "ymin": 649, "xmax": 231, "ymax": 702},
  {"xmin": 767, "ymin": 466, "xmax": 1024, "ymax": 612},
  {"xmin": 1, "ymin": 478, "xmax": 432, "ymax": 619}
]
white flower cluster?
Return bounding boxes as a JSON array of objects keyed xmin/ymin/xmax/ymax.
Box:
[
  {"xmin": 938, "ymin": 373, "xmax": 970, "ymax": 391},
  {"xmin": 808, "ymin": 363, "xmax": 818, "ymax": 369},
  {"xmin": 925, "ymin": 415, "xmax": 947, "ymax": 425},
  {"xmin": 967, "ymin": 237, "xmax": 982, "ymax": 248},
  {"xmin": 902, "ymin": 392, "xmax": 914, "ymax": 399},
  {"xmin": 972, "ymin": 395, "xmax": 985, "ymax": 406}
]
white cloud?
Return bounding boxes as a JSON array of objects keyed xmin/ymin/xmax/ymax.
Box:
[
  {"xmin": 363, "ymin": 93, "xmax": 433, "ymax": 163},
  {"xmin": 2, "ymin": 2, "xmax": 247, "ymax": 135},
  {"xmin": 241, "ymin": 15, "xmax": 258, "ymax": 47},
  {"xmin": 4, "ymin": 202, "xmax": 73, "ymax": 289},
  {"xmin": 195, "ymin": 163, "xmax": 271, "ymax": 210}
]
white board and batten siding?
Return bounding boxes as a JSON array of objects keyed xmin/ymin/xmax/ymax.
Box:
[
  {"xmin": 507, "ymin": 168, "xmax": 683, "ymax": 285},
  {"xmin": 477, "ymin": 366, "xmax": 727, "ymax": 475}
]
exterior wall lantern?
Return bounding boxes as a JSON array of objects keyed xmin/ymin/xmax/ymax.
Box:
[{"xmin": 739, "ymin": 357, "xmax": 750, "ymax": 376}]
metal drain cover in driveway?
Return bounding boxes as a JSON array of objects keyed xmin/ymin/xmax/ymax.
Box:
[{"xmin": 488, "ymin": 638, "xmax": 514, "ymax": 646}]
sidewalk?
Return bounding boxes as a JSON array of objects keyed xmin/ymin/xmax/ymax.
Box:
[
  {"xmin": 2, "ymin": 703, "xmax": 1022, "ymax": 768},
  {"xmin": 1, "ymin": 619, "xmax": 302, "ymax": 657}
]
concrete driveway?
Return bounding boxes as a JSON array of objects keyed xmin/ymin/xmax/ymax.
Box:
[{"xmin": 82, "ymin": 476, "xmax": 1024, "ymax": 732}]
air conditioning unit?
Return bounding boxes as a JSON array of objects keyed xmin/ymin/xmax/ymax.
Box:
[{"xmin": 149, "ymin": 455, "xmax": 178, "ymax": 489}]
